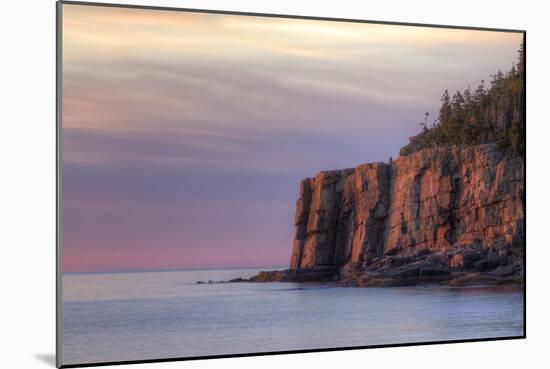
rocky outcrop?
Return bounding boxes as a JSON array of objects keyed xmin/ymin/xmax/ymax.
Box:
[
  {"xmin": 254, "ymin": 144, "xmax": 524, "ymax": 287},
  {"xmin": 289, "ymin": 162, "xmax": 390, "ymax": 271},
  {"xmin": 249, "ymin": 268, "xmax": 338, "ymax": 283}
]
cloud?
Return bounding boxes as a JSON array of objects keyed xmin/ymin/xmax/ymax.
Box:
[
  {"xmin": 63, "ymin": 4, "xmax": 521, "ymax": 65},
  {"xmin": 60, "ymin": 3, "xmax": 523, "ymax": 272}
]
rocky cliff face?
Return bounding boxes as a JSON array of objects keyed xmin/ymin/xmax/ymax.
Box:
[
  {"xmin": 253, "ymin": 144, "xmax": 524, "ymax": 286},
  {"xmin": 289, "ymin": 163, "xmax": 390, "ymax": 270}
]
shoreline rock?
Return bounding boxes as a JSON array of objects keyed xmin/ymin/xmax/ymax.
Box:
[{"xmin": 249, "ymin": 268, "xmax": 338, "ymax": 283}]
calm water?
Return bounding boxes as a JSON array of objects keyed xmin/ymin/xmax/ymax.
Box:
[{"xmin": 62, "ymin": 268, "xmax": 524, "ymax": 365}]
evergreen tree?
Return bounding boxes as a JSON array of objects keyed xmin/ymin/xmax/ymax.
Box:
[{"xmin": 400, "ymin": 41, "xmax": 525, "ymax": 157}]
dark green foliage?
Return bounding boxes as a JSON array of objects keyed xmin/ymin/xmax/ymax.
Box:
[{"xmin": 400, "ymin": 42, "xmax": 525, "ymax": 157}]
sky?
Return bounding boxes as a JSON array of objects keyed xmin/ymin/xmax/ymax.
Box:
[{"xmin": 61, "ymin": 4, "xmax": 523, "ymax": 273}]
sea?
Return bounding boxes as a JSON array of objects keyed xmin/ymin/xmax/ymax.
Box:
[{"xmin": 61, "ymin": 267, "xmax": 524, "ymax": 365}]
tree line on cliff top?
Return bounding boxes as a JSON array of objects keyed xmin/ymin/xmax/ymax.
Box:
[{"xmin": 400, "ymin": 41, "xmax": 525, "ymax": 157}]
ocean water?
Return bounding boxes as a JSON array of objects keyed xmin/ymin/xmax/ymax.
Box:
[{"xmin": 61, "ymin": 268, "xmax": 524, "ymax": 365}]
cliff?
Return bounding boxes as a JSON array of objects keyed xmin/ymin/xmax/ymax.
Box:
[{"xmin": 251, "ymin": 144, "xmax": 524, "ymax": 286}]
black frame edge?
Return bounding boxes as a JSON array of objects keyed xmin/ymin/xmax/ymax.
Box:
[
  {"xmin": 59, "ymin": 0, "xmax": 526, "ymax": 33},
  {"xmin": 59, "ymin": 335, "xmax": 526, "ymax": 368},
  {"xmin": 55, "ymin": 1, "xmax": 527, "ymax": 368},
  {"xmin": 56, "ymin": 1, "xmax": 63, "ymax": 367},
  {"xmin": 522, "ymin": 30, "xmax": 527, "ymax": 339}
]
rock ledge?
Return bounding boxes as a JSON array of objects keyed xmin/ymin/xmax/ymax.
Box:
[{"xmin": 250, "ymin": 145, "xmax": 524, "ymax": 287}]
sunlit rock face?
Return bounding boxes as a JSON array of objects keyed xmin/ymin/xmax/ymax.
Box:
[
  {"xmin": 290, "ymin": 163, "xmax": 390, "ymax": 270},
  {"xmin": 281, "ymin": 144, "xmax": 524, "ymax": 286}
]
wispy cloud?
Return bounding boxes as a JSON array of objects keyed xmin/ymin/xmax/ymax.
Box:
[{"xmin": 61, "ymin": 4, "xmax": 522, "ymax": 272}]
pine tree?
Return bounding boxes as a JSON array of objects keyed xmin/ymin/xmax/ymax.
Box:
[{"xmin": 400, "ymin": 40, "xmax": 525, "ymax": 157}]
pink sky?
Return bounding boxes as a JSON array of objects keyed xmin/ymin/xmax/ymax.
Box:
[{"xmin": 61, "ymin": 4, "xmax": 523, "ymax": 273}]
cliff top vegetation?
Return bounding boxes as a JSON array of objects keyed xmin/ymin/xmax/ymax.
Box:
[{"xmin": 400, "ymin": 41, "xmax": 525, "ymax": 157}]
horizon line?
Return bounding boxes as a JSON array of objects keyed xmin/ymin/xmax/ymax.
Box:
[{"xmin": 63, "ymin": 264, "xmax": 289, "ymax": 275}]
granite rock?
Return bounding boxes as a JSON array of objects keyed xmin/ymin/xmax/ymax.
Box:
[{"xmin": 254, "ymin": 145, "xmax": 524, "ymax": 286}]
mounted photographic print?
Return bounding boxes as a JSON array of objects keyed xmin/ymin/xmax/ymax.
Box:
[{"xmin": 57, "ymin": 1, "xmax": 526, "ymax": 367}]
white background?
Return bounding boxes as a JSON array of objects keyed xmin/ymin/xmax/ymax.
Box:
[{"xmin": 1, "ymin": 0, "xmax": 548, "ymax": 368}]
